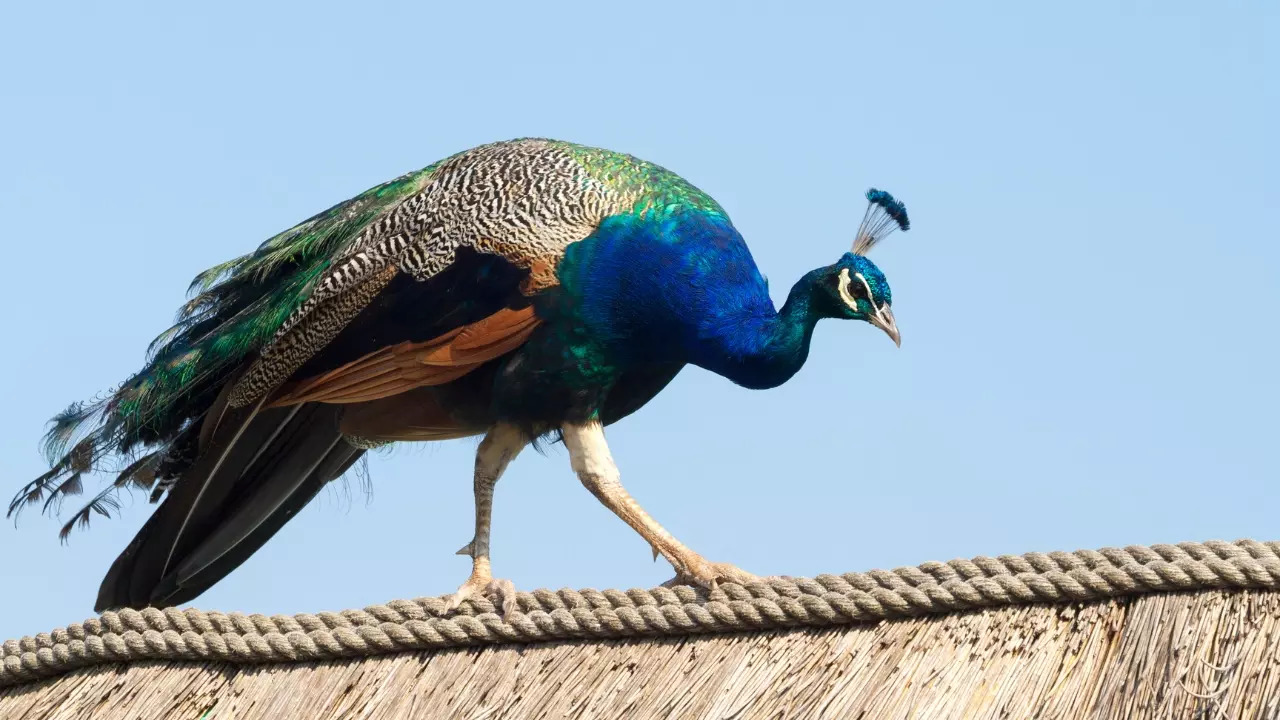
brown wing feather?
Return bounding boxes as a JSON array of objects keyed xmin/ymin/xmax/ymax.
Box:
[
  {"xmin": 339, "ymin": 387, "xmax": 483, "ymax": 443},
  {"xmin": 269, "ymin": 307, "xmax": 539, "ymax": 407},
  {"xmin": 420, "ymin": 307, "xmax": 541, "ymax": 365}
]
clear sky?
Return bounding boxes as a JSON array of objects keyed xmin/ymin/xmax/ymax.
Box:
[{"xmin": 0, "ymin": 2, "xmax": 1275, "ymax": 641}]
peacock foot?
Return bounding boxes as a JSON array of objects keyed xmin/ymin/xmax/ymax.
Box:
[
  {"xmin": 444, "ymin": 571, "xmax": 518, "ymax": 616},
  {"xmin": 660, "ymin": 553, "xmax": 759, "ymax": 590}
]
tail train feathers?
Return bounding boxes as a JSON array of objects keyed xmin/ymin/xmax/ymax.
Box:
[
  {"xmin": 95, "ymin": 401, "xmax": 360, "ymax": 612},
  {"xmin": 11, "ymin": 163, "xmax": 439, "ymax": 531},
  {"xmin": 153, "ymin": 429, "xmax": 363, "ymax": 607},
  {"xmin": 161, "ymin": 440, "xmax": 363, "ymax": 607}
]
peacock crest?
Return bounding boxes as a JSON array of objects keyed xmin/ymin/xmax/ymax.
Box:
[{"xmin": 852, "ymin": 188, "xmax": 910, "ymax": 255}]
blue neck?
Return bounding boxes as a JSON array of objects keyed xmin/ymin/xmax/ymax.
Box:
[
  {"xmin": 690, "ymin": 271, "xmax": 823, "ymax": 390},
  {"xmin": 557, "ymin": 211, "xmax": 829, "ymax": 390}
]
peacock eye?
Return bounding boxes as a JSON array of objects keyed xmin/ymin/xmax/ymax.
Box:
[{"xmin": 852, "ymin": 272, "xmax": 876, "ymax": 300}]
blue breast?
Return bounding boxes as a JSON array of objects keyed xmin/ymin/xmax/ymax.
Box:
[{"xmin": 553, "ymin": 209, "xmax": 778, "ymax": 367}]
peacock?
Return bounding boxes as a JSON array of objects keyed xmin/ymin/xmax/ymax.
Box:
[{"xmin": 9, "ymin": 139, "xmax": 909, "ymax": 614}]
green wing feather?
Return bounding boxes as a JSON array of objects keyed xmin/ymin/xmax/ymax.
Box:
[{"xmin": 11, "ymin": 164, "xmax": 440, "ymax": 531}]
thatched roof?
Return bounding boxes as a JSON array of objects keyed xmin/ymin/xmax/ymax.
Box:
[{"xmin": 4, "ymin": 539, "xmax": 1279, "ymax": 719}]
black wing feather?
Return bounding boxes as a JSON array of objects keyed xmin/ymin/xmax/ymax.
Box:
[{"xmin": 95, "ymin": 401, "xmax": 359, "ymax": 611}]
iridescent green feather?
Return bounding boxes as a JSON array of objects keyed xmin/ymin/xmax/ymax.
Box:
[
  {"xmin": 559, "ymin": 143, "xmax": 727, "ymax": 219},
  {"xmin": 12, "ymin": 163, "xmax": 440, "ymax": 524}
]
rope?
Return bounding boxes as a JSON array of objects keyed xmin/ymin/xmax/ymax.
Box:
[{"xmin": 3, "ymin": 538, "xmax": 1278, "ymax": 690}]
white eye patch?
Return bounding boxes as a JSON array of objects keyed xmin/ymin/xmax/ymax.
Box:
[
  {"xmin": 838, "ymin": 268, "xmax": 887, "ymax": 315},
  {"xmin": 837, "ymin": 268, "xmax": 861, "ymax": 309}
]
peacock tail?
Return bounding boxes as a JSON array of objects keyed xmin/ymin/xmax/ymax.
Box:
[{"xmin": 12, "ymin": 163, "xmax": 442, "ymax": 532}]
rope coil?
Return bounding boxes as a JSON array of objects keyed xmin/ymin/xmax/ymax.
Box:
[{"xmin": 3, "ymin": 539, "xmax": 1278, "ymax": 690}]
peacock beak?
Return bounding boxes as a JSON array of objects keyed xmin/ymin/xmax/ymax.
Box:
[{"xmin": 869, "ymin": 306, "xmax": 901, "ymax": 347}]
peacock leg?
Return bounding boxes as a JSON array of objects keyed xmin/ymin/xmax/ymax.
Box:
[
  {"xmin": 444, "ymin": 423, "xmax": 526, "ymax": 614},
  {"xmin": 562, "ymin": 420, "xmax": 758, "ymax": 590}
]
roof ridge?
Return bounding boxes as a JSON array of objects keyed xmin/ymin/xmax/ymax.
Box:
[{"xmin": 4, "ymin": 538, "xmax": 1278, "ymax": 689}]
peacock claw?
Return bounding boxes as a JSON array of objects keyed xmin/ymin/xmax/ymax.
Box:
[
  {"xmin": 660, "ymin": 557, "xmax": 759, "ymax": 590},
  {"xmin": 444, "ymin": 573, "xmax": 518, "ymax": 616}
]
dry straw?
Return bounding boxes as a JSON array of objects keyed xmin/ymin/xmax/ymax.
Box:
[{"xmin": 3, "ymin": 539, "xmax": 1279, "ymax": 718}]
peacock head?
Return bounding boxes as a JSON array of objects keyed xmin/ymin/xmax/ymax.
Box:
[{"xmin": 816, "ymin": 189, "xmax": 909, "ymax": 346}]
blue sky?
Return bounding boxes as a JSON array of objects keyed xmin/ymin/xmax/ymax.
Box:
[{"xmin": 0, "ymin": 2, "xmax": 1275, "ymax": 640}]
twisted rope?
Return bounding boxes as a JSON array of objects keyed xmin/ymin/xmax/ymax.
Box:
[{"xmin": 3, "ymin": 539, "xmax": 1278, "ymax": 690}]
